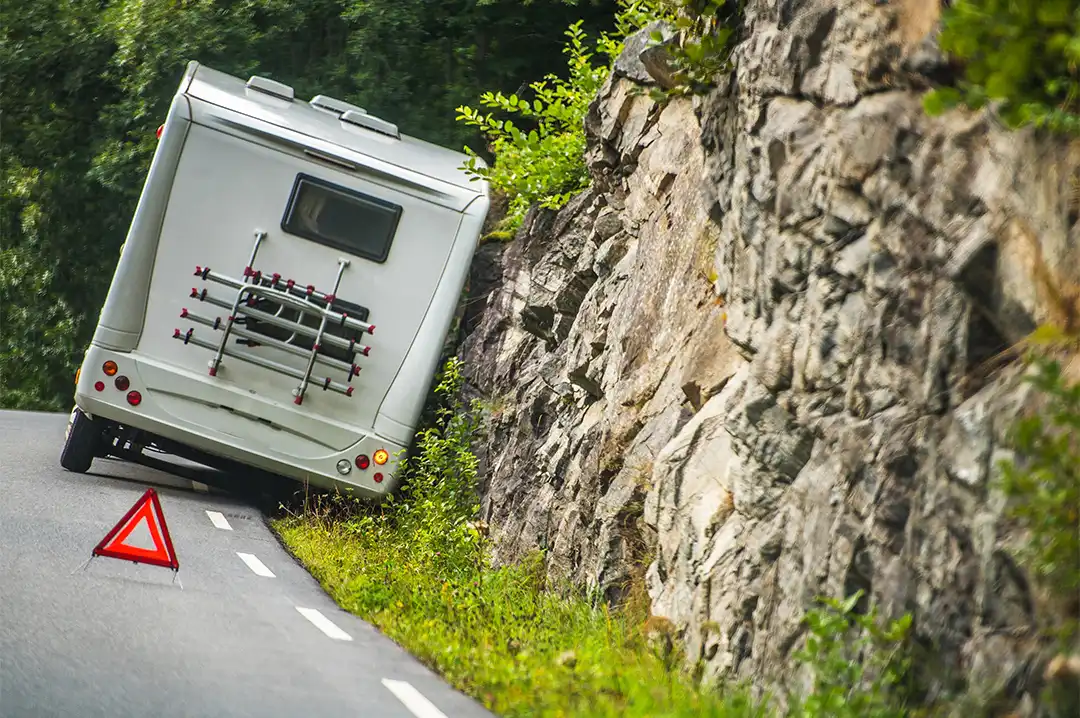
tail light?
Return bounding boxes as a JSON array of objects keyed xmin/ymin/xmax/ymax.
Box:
[
  {"xmin": 373, "ymin": 472, "xmax": 384, "ymax": 483},
  {"xmin": 355, "ymin": 454, "xmax": 370, "ymax": 470},
  {"xmin": 94, "ymin": 381, "xmax": 105, "ymax": 392},
  {"xmin": 126, "ymin": 391, "xmax": 142, "ymax": 406},
  {"xmin": 75, "ymin": 368, "xmax": 81, "ymax": 385},
  {"xmin": 373, "ymin": 449, "xmax": 389, "ymax": 465},
  {"xmin": 103, "ymin": 361, "xmax": 118, "ymax": 376},
  {"xmin": 156, "ymin": 124, "xmax": 164, "ymax": 139},
  {"xmin": 114, "ymin": 375, "xmax": 130, "ymax": 391}
]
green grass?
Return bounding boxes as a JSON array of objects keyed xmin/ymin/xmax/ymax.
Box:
[{"xmin": 274, "ymin": 516, "xmax": 764, "ymax": 717}]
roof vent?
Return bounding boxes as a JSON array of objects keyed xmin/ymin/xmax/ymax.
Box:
[
  {"xmin": 310, "ymin": 95, "xmax": 366, "ymax": 116},
  {"xmin": 341, "ymin": 110, "xmax": 400, "ymax": 139},
  {"xmin": 246, "ymin": 75, "xmax": 295, "ymax": 101}
]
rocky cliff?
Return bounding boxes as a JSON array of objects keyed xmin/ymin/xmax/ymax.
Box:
[{"xmin": 459, "ymin": 0, "xmax": 1080, "ymax": 707}]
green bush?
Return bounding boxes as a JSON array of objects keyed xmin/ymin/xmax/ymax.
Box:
[
  {"xmin": 0, "ymin": 246, "xmax": 80, "ymax": 410},
  {"xmin": 454, "ymin": 21, "xmax": 619, "ymax": 233},
  {"xmin": 923, "ymin": 1, "xmax": 1080, "ymax": 133},
  {"xmin": 453, "ymin": 0, "xmax": 742, "ymax": 234},
  {"xmin": 786, "ymin": 591, "xmax": 915, "ymax": 718},
  {"xmin": 643, "ymin": 0, "xmax": 739, "ymax": 103},
  {"xmin": 997, "ymin": 354, "xmax": 1080, "ymax": 644}
]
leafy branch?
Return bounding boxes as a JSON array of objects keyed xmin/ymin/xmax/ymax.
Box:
[
  {"xmin": 455, "ymin": 21, "xmax": 617, "ymax": 233},
  {"xmin": 923, "ymin": 0, "xmax": 1080, "ymax": 134}
]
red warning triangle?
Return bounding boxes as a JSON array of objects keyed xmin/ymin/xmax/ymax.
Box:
[{"xmin": 93, "ymin": 488, "xmax": 179, "ymax": 570}]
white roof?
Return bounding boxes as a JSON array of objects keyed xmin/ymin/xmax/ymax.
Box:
[{"xmin": 181, "ymin": 62, "xmax": 484, "ymax": 194}]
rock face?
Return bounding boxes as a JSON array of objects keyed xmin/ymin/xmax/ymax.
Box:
[{"xmin": 459, "ymin": 0, "xmax": 1080, "ymax": 708}]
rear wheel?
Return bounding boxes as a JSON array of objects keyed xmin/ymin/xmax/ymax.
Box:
[{"xmin": 60, "ymin": 407, "xmax": 103, "ymax": 473}]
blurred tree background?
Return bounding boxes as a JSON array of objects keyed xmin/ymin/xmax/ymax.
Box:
[{"xmin": 0, "ymin": 0, "xmax": 618, "ymax": 410}]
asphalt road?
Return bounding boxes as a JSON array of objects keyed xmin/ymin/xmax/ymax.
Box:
[{"xmin": 0, "ymin": 411, "xmax": 496, "ymax": 718}]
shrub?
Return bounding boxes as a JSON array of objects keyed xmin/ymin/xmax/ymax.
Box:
[
  {"xmin": 997, "ymin": 353, "xmax": 1080, "ymax": 644},
  {"xmin": 642, "ymin": 0, "xmax": 740, "ymax": 103},
  {"xmin": 453, "ymin": 1, "xmax": 743, "ymax": 233},
  {"xmin": 454, "ymin": 21, "xmax": 618, "ymax": 233},
  {"xmin": 923, "ymin": 1, "xmax": 1080, "ymax": 133},
  {"xmin": 786, "ymin": 591, "xmax": 916, "ymax": 718}
]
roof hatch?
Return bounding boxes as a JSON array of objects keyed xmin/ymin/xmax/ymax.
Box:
[
  {"xmin": 246, "ymin": 75, "xmax": 294, "ymax": 102},
  {"xmin": 341, "ymin": 110, "xmax": 400, "ymax": 139},
  {"xmin": 310, "ymin": 95, "xmax": 366, "ymax": 116}
]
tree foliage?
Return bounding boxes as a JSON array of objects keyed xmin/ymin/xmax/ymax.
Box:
[
  {"xmin": 0, "ymin": 0, "xmax": 618, "ymax": 409},
  {"xmin": 452, "ymin": 0, "xmax": 744, "ymax": 233},
  {"xmin": 923, "ymin": 0, "xmax": 1080, "ymax": 133},
  {"xmin": 455, "ymin": 21, "xmax": 621, "ymax": 231}
]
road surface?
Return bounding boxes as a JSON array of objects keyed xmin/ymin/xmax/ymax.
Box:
[{"xmin": 0, "ymin": 411, "xmax": 496, "ymax": 718}]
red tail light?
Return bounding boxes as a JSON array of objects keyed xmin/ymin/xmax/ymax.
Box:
[
  {"xmin": 156, "ymin": 124, "xmax": 164, "ymax": 139},
  {"xmin": 94, "ymin": 381, "xmax": 105, "ymax": 392},
  {"xmin": 114, "ymin": 375, "xmax": 130, "ymax": 391},
  {"xmin": 126, "ymin": 391, "xmax": 142, "ymax": 406},
  {"xmin": 373, "ymin": 472, "xmax": 384, "ymax": 483},
  {"xmin": 355, "ymin": 454, "xmax": 370, "ymax": 470}
]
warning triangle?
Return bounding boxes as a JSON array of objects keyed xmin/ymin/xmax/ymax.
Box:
[{"xmin": 93, "ymin": 488, "xmax": 179, "ymax": 570}]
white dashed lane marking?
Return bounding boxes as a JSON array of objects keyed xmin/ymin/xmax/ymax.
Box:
[
  {"xmin": 205, "ymin": 510, "xmax": 233, "ymax": 530},
  {"xmin": 382, "ymin": 679, "xmax": 449, "ymax": 718},
  {"xmin": 201, "ymin": 495, "xmax": 448, "ymax": 715},
  {"xmin": 237, "ymin": 552, "xmax": 275, "ymax": 577},
  {"xmin": 296, "ymin": 607, "xmax": 352, "ymax": 641}
]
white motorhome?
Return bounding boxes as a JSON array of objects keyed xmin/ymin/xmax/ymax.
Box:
[{"xmin": 62, "ymin": 61, "xmax": 489, "ymax": 498}]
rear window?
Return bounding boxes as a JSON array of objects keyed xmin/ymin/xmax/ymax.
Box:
[{"xmin": 281, "ymin": 174, "xmax": 402, "ymax": 263}]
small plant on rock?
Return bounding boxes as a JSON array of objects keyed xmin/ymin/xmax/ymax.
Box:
[
  {"xmin": 787, "ymin": 590, "xmax": 916, "ymax": 718},
  {"xmin": 643, "ymin": 0, "xmax": 741, "ymax": 102}
]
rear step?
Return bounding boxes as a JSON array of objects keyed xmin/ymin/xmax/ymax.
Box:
[{"xmin": 174, "ymin": 230, "xmax": 375, "ymax": 405}]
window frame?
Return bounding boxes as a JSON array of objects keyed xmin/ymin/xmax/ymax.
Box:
[{"xmin": 280, "ymin": 173, "xmax": 403, "ymax": 264}]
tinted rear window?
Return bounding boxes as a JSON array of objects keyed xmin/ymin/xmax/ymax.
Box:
[{"xmin": 281, "ymin": 174, "xmax": 402, "ymax": 263}]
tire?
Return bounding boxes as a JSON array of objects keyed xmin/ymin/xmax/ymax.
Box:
[{"xmin": 60, "ymin": 407, "xmax": 102, "ymax": 473}]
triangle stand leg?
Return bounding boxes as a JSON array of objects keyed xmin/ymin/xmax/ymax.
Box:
[{"xmin": 70, "ymin": 555, "xmax": 95, "ymax": 575}]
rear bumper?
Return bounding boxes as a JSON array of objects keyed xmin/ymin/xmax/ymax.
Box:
[{"xmin": 75, "ymin": 345, "xmax": 404, "ymax": 499}]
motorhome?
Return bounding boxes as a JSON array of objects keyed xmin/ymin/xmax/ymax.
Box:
[{"xmin": 62, "ymin": 61, "xmax": 490, "ymax": 498}]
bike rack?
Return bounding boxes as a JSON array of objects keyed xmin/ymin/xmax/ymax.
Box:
[{"xmin": 175, "ymin": 230, "xmax": 374, "ymax": 405}]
